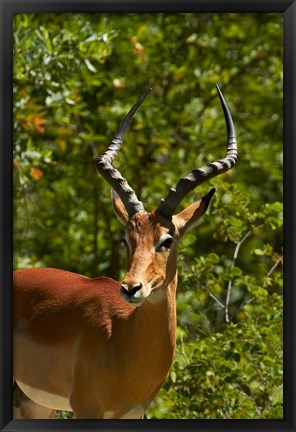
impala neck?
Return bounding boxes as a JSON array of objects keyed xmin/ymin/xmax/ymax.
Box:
[
  {"xmin": 137, "ymin": 270, "xmax": 178, "ymax": 329},
  {"xmin": 125, "ymin": 271, "xmax": 178, "ymax": 375}
]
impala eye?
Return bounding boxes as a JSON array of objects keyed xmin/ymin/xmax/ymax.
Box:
[{"xmin": 157, "ymin": 236, "xmax": 173, "ymax": 251}]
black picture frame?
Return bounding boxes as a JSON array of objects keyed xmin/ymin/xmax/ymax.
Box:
[{"xmin": 1, "ymin": 1, "xmax": 295, "ymax": 431}]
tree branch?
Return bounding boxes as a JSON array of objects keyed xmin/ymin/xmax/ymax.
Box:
[
  {"xmin": 209, "ymin": 292, "xmax": 225, "ymax": 309},
  {"xmin": 225, "ymin": 226, "xmax": 263, "ymax": 323},
  {"xmin": 263, "ymin": 255, "xmax": 283, "ymax": 288}
]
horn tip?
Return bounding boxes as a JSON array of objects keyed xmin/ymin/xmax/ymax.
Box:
[
  {"xmin": 215, "ymin": 83, "xmax": 223, "ymax": 97},
  {"xmin": 208, "ymin": 187, "xmax": 216, "ymax": 198},
  {"xmin": 145, "ymin": 87, "xmax": 153, "ymax": 95},
  {"xmin": 202, "ymin": 187, "xmax": 216, "ymax": 210}
]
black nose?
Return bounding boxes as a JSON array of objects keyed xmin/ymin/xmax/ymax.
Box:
[{"xmin": 121, "ymin": 283, "xmax": 142, "ymax": 297}]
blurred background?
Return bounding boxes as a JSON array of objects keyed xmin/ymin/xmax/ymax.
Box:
[{"xmin": 13, "ymin": 13, "xmax": 283, "ymax": 419}]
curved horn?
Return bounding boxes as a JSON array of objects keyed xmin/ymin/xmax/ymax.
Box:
[
  {"xmin": 96, "ymin": 88, "xmax": 152, "ymax": 217},
  {"xmin": 156, "ymin": 85, "xmax": 238, "ymax": 218}
]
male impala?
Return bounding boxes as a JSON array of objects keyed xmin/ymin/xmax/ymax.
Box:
[{"xmin": 13, "ymin": 85, "xmax": 237, "ymax": 419}]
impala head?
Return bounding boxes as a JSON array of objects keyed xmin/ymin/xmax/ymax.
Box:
[{"xmin": 96, "ymin": 86, "xmax": 238, "ymax": 306}]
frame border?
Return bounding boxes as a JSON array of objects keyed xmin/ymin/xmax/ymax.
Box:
[{"xmin": 1, "ymin": 1, "xmax": 295, "ymax": 431}]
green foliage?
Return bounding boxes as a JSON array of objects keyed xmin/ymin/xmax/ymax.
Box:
[
  {"xmin": 13, "ymin": 12, "xmax": 283, "ymax": 419},
  {"xmin": 148, "ymin": 292, "xmax": 283, "ymax": 419}
]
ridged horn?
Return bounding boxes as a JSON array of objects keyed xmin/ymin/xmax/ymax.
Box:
[
  {"xmin": 96, "ymin": 88, "xmax": 152, "ymax": 217},
  {"xmin": 156, "ymin": 85, "xmax": 238, "ymax": 218}
]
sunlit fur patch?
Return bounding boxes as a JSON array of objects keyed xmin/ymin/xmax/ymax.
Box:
[{"xmin": 16, "ymin": 380, "xmax": 71, "ymax": 411}]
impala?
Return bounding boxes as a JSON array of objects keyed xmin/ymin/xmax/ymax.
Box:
[{"xmin": 13, "ymin": 85, "xmax": 237, "ymax": 419}]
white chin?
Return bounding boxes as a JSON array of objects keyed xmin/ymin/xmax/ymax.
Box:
[{"xmin": 128, "ymin": 298, "xmax": 146, "ymax": 307}]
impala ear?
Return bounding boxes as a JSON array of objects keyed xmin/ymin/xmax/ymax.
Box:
[
  {"xmin": 173, "ymin": 188, "xmax": 216, "ymax": 237},
  {"xmin": 112, "ymin": 189, "xmax": 129, "ymax": 225}
]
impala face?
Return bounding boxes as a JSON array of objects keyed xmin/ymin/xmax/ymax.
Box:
[{"xmin": 120, "ymin": 212, "xmax": 177, "ymax": 306}]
